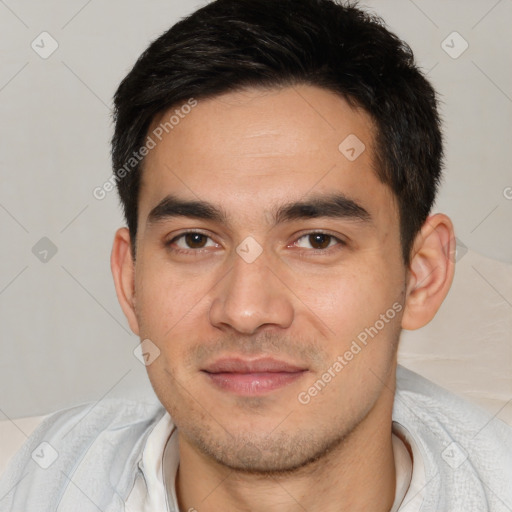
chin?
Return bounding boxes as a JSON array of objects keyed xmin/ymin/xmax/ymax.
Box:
[{"xmin": 183, "ymin": 422, "xmax": 352, "ymax": 475}]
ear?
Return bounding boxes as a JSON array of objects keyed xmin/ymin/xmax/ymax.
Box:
[
  {"xmin": 111, "ymin": 227, "xmax": 140, "ymax": 336},
  {"xmin": 401, "ymin": 214, "xmax": 456, "ymax": 330}
]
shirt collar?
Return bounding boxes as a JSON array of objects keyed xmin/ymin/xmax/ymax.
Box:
[{"xmin": 137, "ymin": 412, "xmax": 177, "ymax": 511}]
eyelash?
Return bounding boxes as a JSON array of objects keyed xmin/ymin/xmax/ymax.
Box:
[
  {"xmin": 165, "ymin": 230, "xmax": 216, "ymax": 255},
  {"xmin": 165, "ymin": 230, "xmax": 347, "ymax": 255}
]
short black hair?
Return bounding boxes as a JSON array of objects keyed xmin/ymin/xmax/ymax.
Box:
[{"xmin": 112, "ymin": 0, "xmax": 443, "ymax": 264}]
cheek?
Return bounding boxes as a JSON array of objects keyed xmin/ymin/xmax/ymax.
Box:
[
  {"xmin": 295, "ymin": 265, "xmax": 402, "ymax": 411},
  {"xmin": 134, "ymin": 260, "xmax": 221, "ymax": 387},
  {"xmin": 302, "ymin": 262, "xmax": 401, "ymax": 339},
  {"xmin": 135, "ymin": 257, "xmax": 213, "ymax": 337}
]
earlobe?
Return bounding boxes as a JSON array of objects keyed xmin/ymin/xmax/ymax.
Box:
[
  {"xmin": 401, "ymin": 214, "xmax": 455, "ymax": 330},
  {"xmin": 110, "ymin": 227, "xmax": 140, "ymax": 336}
]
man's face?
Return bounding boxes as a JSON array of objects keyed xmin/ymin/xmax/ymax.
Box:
[{"xmin": 131, "ymin": 85, "xmax": 407, "ymax": 472}]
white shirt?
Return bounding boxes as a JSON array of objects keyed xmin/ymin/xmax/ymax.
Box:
[{"xmin": 125, "ymin": 413, "xmax": 179, "ymax": 512}]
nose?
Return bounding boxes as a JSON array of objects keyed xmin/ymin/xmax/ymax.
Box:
[{"xmin": 209, "ymin": 249, "xmax": 294, "ymax": 334}]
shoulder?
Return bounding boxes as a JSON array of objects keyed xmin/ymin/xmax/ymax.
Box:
[
  {"xmin": 0, "ymin": 398, "xmax": 166, "ymax": 511},
  {"xmin": 12, "ymin": 398, "xmax": 167, "ymax": 461},
  {"xmin": 31, "ymin": 397, "xmax": 165, "ymax": 438},
  {"xmin": 0, "ymin": 414, "xmax": 48, "ymax": 477},
  {"xmin": 395, "ymin": 364, "xmax": 511, "ymax": 436},
  {"xmin": 394, "ymin": 365, "xmax": 512, "ymax": 510}
]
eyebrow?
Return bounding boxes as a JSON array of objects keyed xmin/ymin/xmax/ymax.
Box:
[
  {"xmin": 147, "ymin": 195, "xmax": 227, "ymax": 226},
  {"xmin": 274, "ymin": 194, "xmax": 371, "ymax": 224},
  {"xmin": 146, "ymin": 193, "xmax": 371, "ymax": 228}
]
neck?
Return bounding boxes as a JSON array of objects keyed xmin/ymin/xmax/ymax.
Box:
[{"xmin": 175, "ymin": 390, "xmax": 397, "ymax": 512}]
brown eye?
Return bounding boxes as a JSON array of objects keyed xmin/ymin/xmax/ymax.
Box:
[
  {"xmin": 184, "ymin": 233, "xmax": 208, "ymax": 248},
  {"xmin": 308, "ymin": 233, "xmax": 332, "ymax": 249},
  {"xmin": 294, "ymin": 232, "xmax": 343, "ymax": 251},
  {"xmin": 166, "ymin": 232, "xmax": 219, "ymax": 254}
]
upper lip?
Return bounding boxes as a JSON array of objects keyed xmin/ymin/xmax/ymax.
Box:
[{"xmin": 202, "ymin": 357, "xmax": 307, "ymax": 374}]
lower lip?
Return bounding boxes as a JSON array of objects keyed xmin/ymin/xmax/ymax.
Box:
[{"xmin": 203, "ymin": 371, "xmax": 307, "ymax": 395}]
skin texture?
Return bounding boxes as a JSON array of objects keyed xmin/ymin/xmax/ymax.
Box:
[{"xmin": 111, "ymin": 85, "xmax": 455, "ymax": 511}]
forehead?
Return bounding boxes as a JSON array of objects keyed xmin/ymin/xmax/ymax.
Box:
[{"xmin": 138, "ymin": 85, "xmax": 395, "ymax": 227}]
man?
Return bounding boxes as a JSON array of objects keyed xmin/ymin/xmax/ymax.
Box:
[{"xmin": 1, "ymin": 0, "xmax": 511, "ymax": 510}]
